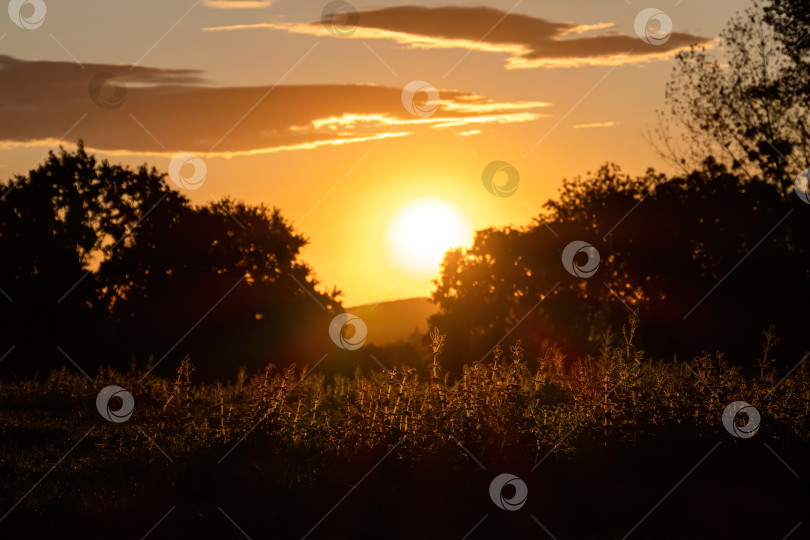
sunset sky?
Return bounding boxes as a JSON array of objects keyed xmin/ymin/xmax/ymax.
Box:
[{"xmin": 0, "ymin": 0, "xmax": 746, "ymax": 305}]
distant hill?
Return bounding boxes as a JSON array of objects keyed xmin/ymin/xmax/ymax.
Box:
[{"xmin": 345, "ymin": 297, "xmax": 437, "ymax": 345}]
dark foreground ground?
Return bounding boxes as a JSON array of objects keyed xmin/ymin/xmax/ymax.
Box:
[
  {"xmin": 1, "ymin": 430, "xmax": 807, "ymax": 539},
  {"xmin": 1, "ymin": 356, "xmax": 808, "ymax": 539}
]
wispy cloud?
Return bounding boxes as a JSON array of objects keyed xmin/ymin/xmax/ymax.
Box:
[
  {"xmin": 203, "ymin": 6, "xmax": 712, "ymax": 69},
  {"xmin": 0, "ymin": 56, "xmax": 547, "ymax": 157},
  {"xmin": 572, "ymin": 121, "xmax": 620, "ymax": 129},
  {"xmin": 203, "ymin": 0, "xmax": 273, "ymax": 8}
]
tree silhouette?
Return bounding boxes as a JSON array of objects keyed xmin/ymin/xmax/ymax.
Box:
[
  {"xmin": 0, "ymin": 144, "xmax": 109, "ymax": 375},
  {"xmin": 661, "ymin": 1, "xmax": 809, "ymax": 190},
  {"xmin": 0, "ymin": 143, "xmax": 339, "ymax": 379},
  {"xmin": 431, "ymin": 160, "xmax": 810, "ymax": 376}
]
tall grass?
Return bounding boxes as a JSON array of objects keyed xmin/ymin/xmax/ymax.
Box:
[{"xmin": 2, "ymin": 319, "xmax": 807, "ymax": 470}]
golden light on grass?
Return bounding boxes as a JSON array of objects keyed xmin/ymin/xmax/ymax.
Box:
[{"xmin": 386, "ymin": 198, "xmax": 472, "ymax": 274}]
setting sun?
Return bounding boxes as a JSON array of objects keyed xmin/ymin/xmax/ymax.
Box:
[{"xmin": 386, "ymin": 199, "xmax": 472, "ymax": 273}]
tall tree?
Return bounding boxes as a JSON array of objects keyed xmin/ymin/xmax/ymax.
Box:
[
  {"xmin": 0, "ymin": 144, "xmax": 339, "ymax": 379},
  {"xmin": 662, "ymin": 0, "xmax": 810, "ymax": 192},
  {"xmin": 0, "ymin": 143, "xmax": 109, "ymax": 374},
  {"xmin": 431, "ymin": 161, "xmax": 810, "ymax": 375}
]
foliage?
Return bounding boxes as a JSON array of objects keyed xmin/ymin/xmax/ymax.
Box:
[
  {"xmin": 0, "ymin": 143, "xmax": 339, "ymax": 379},
  {"xmin": 661, "ymin": 0, "xmax": 810, "ymax": 189},
  {"xmin": 430, "ymin": 160, "xmax": 810, "ymax": 374},
  {"xmin": 2, "ymin": 326, "xmax": 807, "ymax": 473}
]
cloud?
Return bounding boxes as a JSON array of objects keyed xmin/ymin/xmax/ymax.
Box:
[
  {"xmin": 203, "ymin": 6, "xmax": 713, "ymax": 68},
  {"xmin": 0, "ymin": 56, "xmax": 547, "ymax": 158},
  {"xmin": 572, "ymin": 121, "xmax": 620, "ymax": 129},
  {"xmin": 203, "ymin": 0, "xmax": 274, "ymax": 8}
]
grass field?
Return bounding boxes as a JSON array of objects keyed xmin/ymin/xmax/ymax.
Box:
[{"xmin": 1, "ymin": 328, "xmax": 808, "ymax": 539}]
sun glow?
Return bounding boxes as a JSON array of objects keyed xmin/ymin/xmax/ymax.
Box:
[{"xmin": 386, "ymin": 199, "xmax": 472, "ymax": 273}]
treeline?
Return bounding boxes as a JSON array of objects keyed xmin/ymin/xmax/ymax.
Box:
[
  {"xmin": 3, "ymin": 146, "xmax": 806, "ymax": 383},
  {"xmin": 430, "ymin": 0, "xmax": 810, "ymax": 376},
  {"xmin": 0, "ymin": 144, "xmax": 341, "ymax": 380},
  {"xmin": 430, "ymin": 159, "xmax": 810, "ymax": 376}
]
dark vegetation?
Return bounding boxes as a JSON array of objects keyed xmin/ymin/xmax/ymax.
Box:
[
  {"xmin": 1, "ymin": 326, "xmax": 808, "ymax": 538},
  {"xmin": 0, "ymin": 142, "xmax": 340, "ymax": 380}
]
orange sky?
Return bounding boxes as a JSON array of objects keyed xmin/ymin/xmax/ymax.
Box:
[{"xmin": 0, "ymin": 0, "xmax": 747, "ymax": 305}]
